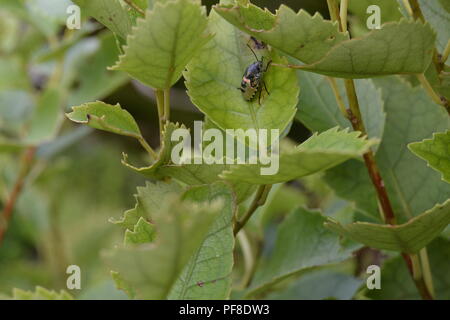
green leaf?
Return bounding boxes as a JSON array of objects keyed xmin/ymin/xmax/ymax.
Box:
[
  {"xmin": 185, "ymin": 9, "xmax": 298, "ymax": 136},
  {"xmin": 12, "ymin": 286, "xmax": 73, "ymax": 300},
  {"xmin": 25, "ymin": 88, "xmax": 62, "ymax": 145},
  {"xmin": 346, "ymin": 0, "xmax": 403, "ymax": 25},
  {"xmin": 124, "ymin": 217, "xmax": 156, "ymax": 246},
  {"xmin": 105, "ymin": 188, "xmax": 225, "ymax": 299},
  {"xmin": 110, "ymin": 0, "xmax": 211, "ymax": 89},
  {"xmin": 214, "ymin": 4, "xmax": 348, "ymax": 65},
  {"xmin": 326, "ymin": 77, "xmax": 450, "ymax": 222},
  {"xmin": 409, "ymin": 130, "xmax": 450, "ymax": 184},
  {"xmin": 68, "ymin": 33, "xmax": 129, "ymax": 107},
  {"xmin": 168, "ymin": 183, "xmax": 235, "ymax": 300},
  {"xmin": 215, "ymin": 4, "xmax": 435, "ymax": 78},
  {"xmin": 66, "ymin": 101, "xmax": 142, "ymax": 138},
  {"xmin": 417, "ymin": 0, "xmax": 450, "ymax": 52},
  {"xmin": 247, "ymin": 207, "xmax": 357, "ymax": 296},
  {"xmin": 365, "ymin": 237, "xmax": 450, "ymax": 299},
  {"xmin": 110, "ymin": 180, "xmax": 182, "ymax": 231},
  {"xmin": 325, "ymin": 199, "xmax": 450, "ymax": 253},
  {"xmin": 296, "ymin": 74, "xmax": 385, "ymax": 150},
  {"xmin": 266, "ymin": 268, "xmax": 362, "ymax": 300},
  {"xmin": 222, "ymin": 127, "xmax": 377, "ymax": 185},
  {"xmin": 72, "ymin": 0, "xmax": 133, "ymax": 39}
]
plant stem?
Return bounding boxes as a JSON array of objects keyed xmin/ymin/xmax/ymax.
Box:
[
  {"xmin": 163, "ymin": 88, "xmax": 171, "ymax": 124},
  {"xmin": 417, "ymin": 74, "xmax": 450, "ymax": 115},
  {"xmin": 234, "ymin": 185, "xmax": 272, "ymax": 235},
  {"xmin": 0, "ymin": 147, "xmax": 36, "ymax": 246},
  {"xmin": 327, "ymin": 0, "xmax": 435, "ymax": 300},
  {"xmin": 123, "ymin": 0, "xmax": 145, "ymax": 16},
  {"xmin": 155, "ymin": 89, "xmax": 165, "ymax": 141},
  {"xmin": 138, "ymin": 137, "xmax": 158, "ymax": 160},
  {"xmin": 339, "ymin": 0, "xmax": 349, "ymax": 32},
  {"xmin": 326, "ymin": 77, "xmax": 348, "ymax": 116},
  {"xmin": 402, "ymin": 0, "xmax": 414, "ymax": 16},
  {"xmin": 326, "ymin": 0, "xmax": 342, "ymax": 30},
  {"xmin": 237, "ymin": 230, "xmax": 254, "ymax": 289},
  {"xmin": 442, "ymin": 40, "xmax": 450, "ymax": 64}
]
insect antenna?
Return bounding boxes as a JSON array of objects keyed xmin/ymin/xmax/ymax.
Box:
[{"xmin": 246, "ymin": 44, "xmax": 260, "ymax": 62}]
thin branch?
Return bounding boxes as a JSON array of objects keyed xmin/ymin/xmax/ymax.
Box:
[
  {"xmin": 326, "ymin": 77, "xmax": 348, "ymax": 116},
  {"xmin": 0, "ymin": 147, "xmax": 36, "ymax": 246},
  {"xmin": 155, "ymin": 89, "xmax": 165, "ymax": 142},
  {"xmin": 163, "ymin": 88, "xmax": 171, "ymax": 124},
  {"xmin": 234, "ymin": 185, "xmax": 272, "ymax": 235},
  {"xmin": 442, "ymin": 40, "xmax": 450, "ymax": 64},
  {"xmin": 123, "ymin": 0, "xmax": 145, "ymax": 17},
  {"xmin": 417, "ymin": 74, "xmax": 450, "ymax": 115},
  {"xmin": 339, "ymin": 0, "xmax": 349, "ymax": 32},
  {"xmin": 326, "ymin": 0, "xmax": 342, "ymax": 30}
]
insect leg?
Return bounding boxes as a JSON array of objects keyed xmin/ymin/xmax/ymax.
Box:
[
  {"xmin": 246, "ymin": 44, "xmax": 260, "ymax": 62},
  {"xmin": 264, "ymin": 60, "xmax": 272, "ymax": 72},
  {"xmin": 263, "ymin": 81, "xmax": 270, "ymax": 95}
]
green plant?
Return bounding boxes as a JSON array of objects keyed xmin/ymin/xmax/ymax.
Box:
[{"xmin": 1, "ymin": 0, "xmax": 449, "ymax": 300}]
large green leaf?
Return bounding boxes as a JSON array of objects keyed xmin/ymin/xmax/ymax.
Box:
[
  {"xmin": 214, "ymin": 4, "xmax": 348, "ymax": 65},
  {"xmin": 325, "ymin": 199, "xmax": 450, "ymax": 253},
  {"xmin": 66, "ymin": 101, "xmax": 142, "ymax": 139},
  {"xmin": 105, "ymin": 189, "xmax": 224, "ymax": 299},
  {"xmin": 215, "ymin": 4, "xmax": 435, "ymax": 78},
  {"xmin": 418, "ymin": 0, "xmax": 450, "ymax": 52},
  {"xmin": 68, "ymin": 33, "xmax": 128, "ymax": 107},
  {"xmin": 247, "ymin": 207, "xmax": 356, "ymax": 296},
  {"xmin": 72, "ymin": 0, "xmax": 133, "ymax": 39},
  {"xmin": 168, "ymin": 183, "xmax": 235, "ymax": 300},
  {"xmin": 221, "ymin": 127, "xmax": 377, "ymax": 185},
  {"xmin": 25, "ymin": 87, "xmax": 62, "ymax": 145},
  {"xmin": 326, "ymin": 77, "xmax": 450, "ymax": 222},
  {"xmin": 110, "ymin": 0, "xmax": 211, "ymax": 89},
  {"xmin": 365, "ymin": 237, "xmax": 450, "ymax": 299},
  {"xmin": 296, "ymin": 74, "xmax": 385, "ymax": 150},
  {"xmin": 185, "ymin": 9, "xmax": 298, "ymax": 136},
  {"xmin": 409, "ymin": 130, "xmax": 450, "ymax": 184}
]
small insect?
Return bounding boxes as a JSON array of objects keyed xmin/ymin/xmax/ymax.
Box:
[{"xmin": 238, "ymin": 44, "xmax": 272, "ymax": 104}]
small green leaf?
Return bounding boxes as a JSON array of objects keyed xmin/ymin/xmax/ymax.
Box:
[
  {"xmin": 105, "ymin": 191, "xmax": 224, "ymax": 299},
  {"xmin": 66, "ymin": 101, "xmax": 142, "ymax": 138},
  {"xmin": 222, "ymin": 127, "xmax": 377, "ymax": 185},
  {"xmin": 185, "ymin": 9, "xmax": 298, "ymax": 136},
  {"xmin": 110, "ymin": 0, "xmax": 212, "ymax": 89},
  {"xmin": 12, "ymin": 286, "xmax": 73, "ymax": 300},
  {"xmin": 325, "ymin": 199, "xmax": 450, "ymax": 253},
  {"xmin": 72, "ymin": 0, "xmax": 133, "ymax": 39},
  {"xmin": 169, "ymin": 183, "xmax": 236, "ymax": 300},
  {"xmin": 26, "ymin": 87, "xmax": 62, "ymax": 144},
  {"xmin": 409, "ymin": 130, "xmax": 450, "ymax": 184},
  {"xmin": 247, "ymin": 207, "xmax": 357, "ymax": 296},
  {"xmin": 124, "ymin": 217, "xmax": 156, "ymax": 246},
  {"xmin": 110, "ymin": 180, "xmax": 182, "ymax": 231}
]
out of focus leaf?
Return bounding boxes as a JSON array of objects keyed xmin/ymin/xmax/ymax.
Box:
[
  {"xmin": 248, "ymin": 207, "xmax": 357, "ymax": 296},
  {"xmin": 25, "ymin": 88, "xmax": 62, "ymax": 144},
  {"xmin": 12, "ymin": 286, "xmax": 73, "ymax": 300}
]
